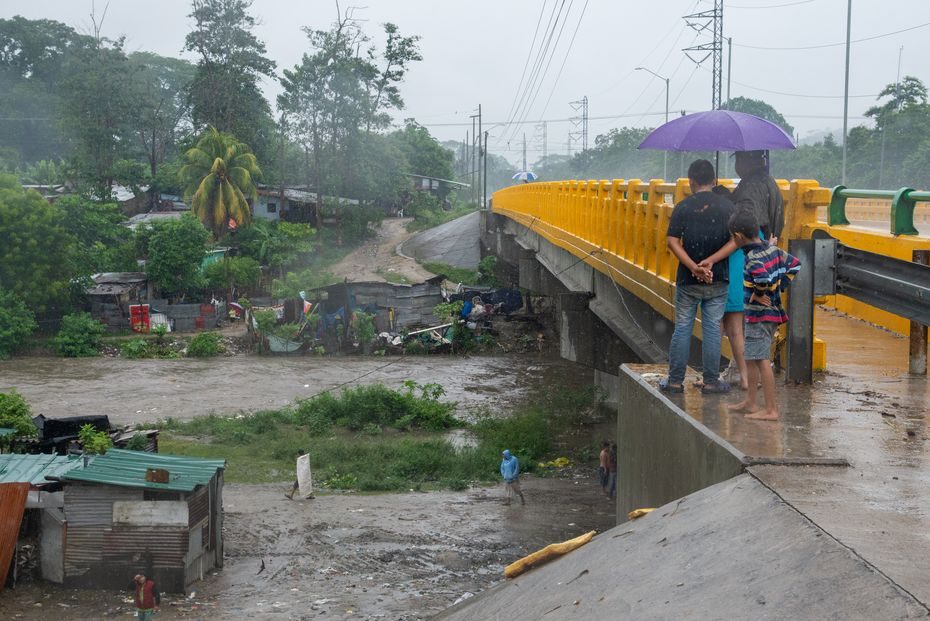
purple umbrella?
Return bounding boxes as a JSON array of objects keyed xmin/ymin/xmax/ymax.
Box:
[{"xmin": 638, "ymin": 110, "xmax": 796, "ymax": 152}]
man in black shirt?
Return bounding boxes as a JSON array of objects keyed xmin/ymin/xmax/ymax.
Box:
[{"xmin": 661, "ymin": 159, "xmax": 734, "ymax": 394}]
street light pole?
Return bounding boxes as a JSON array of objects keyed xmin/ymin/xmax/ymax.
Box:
[
  {"xmin": 841, "ymin": 0, "xmax": 852, "ymax": 185},
  {"xmin": 636, "ymin": 67, "xmax": 670, "ymax": 180}
]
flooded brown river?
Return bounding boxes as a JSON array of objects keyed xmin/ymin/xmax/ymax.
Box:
[{"xmin": 0, "ymin": 353, "xmax": 594, "ymax": 425}]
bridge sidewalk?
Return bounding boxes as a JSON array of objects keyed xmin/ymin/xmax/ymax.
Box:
[{"xmin": 636, "ymin": 307, "xmax": 930, "ymax": 607}]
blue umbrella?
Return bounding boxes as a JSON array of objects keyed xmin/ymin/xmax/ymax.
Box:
[{"xmin": 512, "ymin": 171, "xmax": 538, "ymax": 182}]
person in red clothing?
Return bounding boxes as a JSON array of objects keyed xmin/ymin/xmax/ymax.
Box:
[{"xmin": 129, "ymin": 573, "xmax": 160, "ymax": 620}]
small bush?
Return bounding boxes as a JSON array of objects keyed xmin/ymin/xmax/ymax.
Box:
[
  {"xmin": 120, "ymin": 338, "xmax": 150, "ymax": 359},
  {"xmin": 0, "ymin": 389, "xmax": 37, "ymax": 438},
  {"xmin": 78, "ymin": 423, "xmax": 112, "ymax": 455},
  {"xmin": 125, "ymin": 433, "xmax": 149, "ymax": 451},
  {"xmin": 0, "ymin": 289, "xmax": 37, "ymax": 359},
  {"xmin": 294, "ymin": 382, "xmax": 459, "ymax": 432},
  {"xmin": 54, "ymin": 312, "xmax": 105, "ymax": 357},
  {"xmin": 187, "ymin": 331, "xmax": 224, "ymax": 357}
]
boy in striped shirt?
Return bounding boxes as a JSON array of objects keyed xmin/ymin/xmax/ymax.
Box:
[{"xmin": 726, "ymin": 210, "xmax": 801, "ymax": 421}]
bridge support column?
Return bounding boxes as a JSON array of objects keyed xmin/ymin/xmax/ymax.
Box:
[{"xmin": 558, "ymin": 293, "xmax": 635, "ymax": 376}]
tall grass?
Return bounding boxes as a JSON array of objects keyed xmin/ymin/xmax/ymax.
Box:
[{"xmin": 158, "ymin": 384, "xmax": 603, "ymax": 490}]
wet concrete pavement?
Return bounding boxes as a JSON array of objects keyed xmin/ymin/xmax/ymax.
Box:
[
  {"xmin": 400, "ymin": 212, "xmax": 480, "ymax": 269},
  {"xmin": 636, "ymin": 307, "xmax": 930, "ymax": 608},
  {"xmin": 0, "ymin": 354, "xmax": 592, "ymax": 425}
]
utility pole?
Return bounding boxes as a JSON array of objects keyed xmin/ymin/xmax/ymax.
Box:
[
  {"xmin": 726, "ymin": 37, "xmax": 733, "ymax": 105},
  {"xmin": 841, "ymin": 0, "xmax": 852, "ymax": 185},
  {"xmin": 878, "ymin": 45, "xmax": 903, "ymax": 188},
  {"xmin": 636, "ymin": 67, "xmax": 669, "ymax": 180},
  {"xmin": 684, "ymin": 0, "xmax": 724, "ymax": 172},
  {"xmin": 477, "ymin": 104, "xmax": 482, "ymax": 207},
  {"xmin": 522, "ymin": 133, "xmax": 527, "ymax": 172},
  {"xmin": 470, "ymin": 113, "xmax": 479, "ymax": 203},
  {"xmin": 683, "ymin": 0, "xmax": 724, "ymax": 110},
  {"xmin": 483, "ymin": 131, "xmax": 488, "ymax": 208}
]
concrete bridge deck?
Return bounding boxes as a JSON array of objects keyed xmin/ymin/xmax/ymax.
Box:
[{"xmin": 634, "ymin": 307, "xmax": 930, "ymax": 607}]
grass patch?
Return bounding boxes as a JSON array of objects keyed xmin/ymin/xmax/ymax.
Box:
[
  {"xmin": 406, "ymin": 204, "xmax": 477, "ymax": 233},
  {"xmin": 156, "ymin": 384, "xmax": 604, "ymax": 490},
  {"xmin": 420, "ymin": 261, "xmax": 480, "ymax": 284}
]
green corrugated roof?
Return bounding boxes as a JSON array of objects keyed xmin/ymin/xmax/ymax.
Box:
[
  {"xmin": 0, "ymin": 453, "xmax": 83, "ymax": 485},
  {"xmin": 61, "ymin": 449, "xmax": 225, "ymax": 492},
  {"xmin": 0, "ymin": 428, "xmax": 16, "ymax": 437}
]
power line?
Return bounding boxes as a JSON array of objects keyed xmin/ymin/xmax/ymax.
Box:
[
  {"xmin": 538, "ymin": 0, "xmax": 589, "ymax": 118},
  {"xmin": 501, "ymin": 1, "xmax": 549, "ymax": 128},
  {"xmin": 422, "ymin": 110, "xmax": 669, "ymax": 128},
  {"xmin": 505, "ymin": 0, "xmax": 573, "ymax": 145},
  {"xmin": 499, "ymin": 1, "xmax": 566, "ymax": 145},
  {"xmin": 735, "ymin": 21, "xmax": 930, "ymax": 50},
  {"xmin": 726, "ymin": 0, "xmax": 814, "ymax": 8},
  {"xmin": 697, "ymin": 64, "xmax": 878, "ymax": 99}
]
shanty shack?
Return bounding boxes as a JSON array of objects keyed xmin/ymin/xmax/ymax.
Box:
[
  {"xmin": 58, "ymin": 450, "xmax": 226, "ymax": 592},
  {"xmin": 0, "ymin": 454, "xmax": 84, "ymax": 587}
]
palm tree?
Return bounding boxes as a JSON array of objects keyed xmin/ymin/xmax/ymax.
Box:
[{"xmin": 179, "ymin": 127, "xmax": 262, "ymax": 239}]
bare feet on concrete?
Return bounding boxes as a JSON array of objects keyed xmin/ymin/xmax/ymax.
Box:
[{"xmin": 745, "ymin": 409, "xmax": 779, "ymax": 421}]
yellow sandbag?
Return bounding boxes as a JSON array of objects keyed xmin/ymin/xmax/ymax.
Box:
[
  {"xmin": 627, "ymin": 507, "xmax": 655, "ymax": 520},
  {"xmin": 504, "ymin": 530, "xmax": 596, "ymax": 579}
]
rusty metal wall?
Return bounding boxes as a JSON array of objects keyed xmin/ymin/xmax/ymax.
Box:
[
  {"xmin": 0, "ymin": 483, "xmax": 30, "ymax": 590},
  {"xmin": 66, "ymin": 525, "xmax": 189, "ymax": 592},
  {"xmin": 64, "ymin": 483, "xmax": 142, "ymax": 526},
  {"xmin": 188, "ymin": 487, "xmax": 208, "ymax": 528}
]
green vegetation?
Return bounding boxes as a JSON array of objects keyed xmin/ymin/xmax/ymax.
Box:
[
  {"xmin": 179, "ymin": 127, "xmax": 261, "ymax": 239},
  {"xmin": 124, "ymin": 433, "xmax": 149, "ymax": 451},
  {"xmin": 54, "ymin": 312, "xmax": 105, "ymax": 357},
  {"xmin": 120, "ymin": 338, "xmax": 150, "ymax": 359},
  {"xmin": 0, "ymin": 289, "xmax": 36, "ymax": 358},
  {"xmin": 156, "ymin": 383, "xmax": 604, "ymax": 490},
  {"xmin": 187, "ymin": 331, "xmax": 224, "ymax": 357},
  {"xmin": 142, "ymin": 213, "xmax": 211, "ymax": 302},
  {"xmin": 421, "ymin": 262, "xmax": 478, "ymax": 285},
  {"xmin": 0, "ymin": 389, "xmax": 37, "ymax": 441},
  {"xmin": 406, "ymin": 199, "xmax": 476, "ymax": 233},
  {"xmin": 78, "ymin": 423, "xmax": 112, "ymax": 455}
]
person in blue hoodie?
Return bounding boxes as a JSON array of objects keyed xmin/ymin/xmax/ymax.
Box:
[{"xmin": 500, "ymin": 449, "xmax": 525, "ymax": 506}]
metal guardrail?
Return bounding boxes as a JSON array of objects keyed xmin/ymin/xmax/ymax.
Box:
[
  {"xmin": 788, "ymin": 235, "xmax": 930, "ymax": 382},
  {"xmin": 828, "ymin": 186, "xmax": 930, "ymax": 235}
]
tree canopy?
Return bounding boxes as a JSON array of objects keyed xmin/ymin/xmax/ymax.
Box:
[{"xmin": 179, "ymin": 127, "xmax": 262, "ymax": 239}]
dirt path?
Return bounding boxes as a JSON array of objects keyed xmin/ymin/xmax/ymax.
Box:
[
  {"xmin": 0, "ymin": 476, "xmax": 616, "ymax": 620},
  {"xmin": 329, "ymin": 218, "xmax": 435, "ymax": 284}
]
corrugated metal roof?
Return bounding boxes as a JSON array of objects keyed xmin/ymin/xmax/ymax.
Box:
[
  {"xmin": 0, "ymin": 428, "xmax": 16, "ymax": 437},
  {"xmin": 0, "ymin": 483, "xmax": 29, "ymax": 590},
  {"xmin": 0, "ymin": 454, "xmax": 83, "ymax": 485},
  {"xmin": 62, "ymin": 449, "xmax": 225, "ymax": 492}
]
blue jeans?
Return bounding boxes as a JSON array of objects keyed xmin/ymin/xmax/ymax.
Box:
[{"xmin": 668, "ymin": 283, "xmax": 728, "ymax": 385}]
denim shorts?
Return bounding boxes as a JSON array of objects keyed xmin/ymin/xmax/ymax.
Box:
[{"xmin": 744, "ymin": 322, "xmax": 776, "ymax": 360}]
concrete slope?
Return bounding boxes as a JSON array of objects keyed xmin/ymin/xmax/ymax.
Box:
[
  {"xmin": 436, "ymin": 474, "xmax": 927, "ymax": 621},
  {"xmin": 400, "ymin": 211, "xmax": 480, "ymax": 269}
]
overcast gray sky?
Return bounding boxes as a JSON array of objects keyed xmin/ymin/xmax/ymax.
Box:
[{"xmin": 8, "ymin": 0, "xmax": 930, "ymax": 164}]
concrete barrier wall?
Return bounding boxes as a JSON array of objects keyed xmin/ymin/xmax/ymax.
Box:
[{"xmin": 617, "ymin": 364, "xmax": 746, "ymax": 521}]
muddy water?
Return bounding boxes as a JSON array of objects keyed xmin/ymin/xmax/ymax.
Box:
[{"xmin": 0, "ymin": 354, "xmax": 593, "ymax": 425}]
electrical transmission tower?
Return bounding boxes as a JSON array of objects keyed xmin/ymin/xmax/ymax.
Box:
[
  {"xmin": 569, "ymin": 96, "xmax": 589, "ymax": 174},
  {"xmin": 535, "ymin": 121, "xmax": 548, "ymax": 165},
  {"xmin": 683, "ymin": 1, "xmax": 724, "ymax": 110}
]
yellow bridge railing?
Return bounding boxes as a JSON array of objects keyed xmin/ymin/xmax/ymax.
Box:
[{"xmin": 492, "ymin": 178, "xmax": 930, "ymax": 368}]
